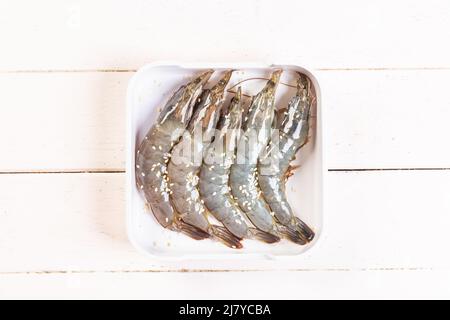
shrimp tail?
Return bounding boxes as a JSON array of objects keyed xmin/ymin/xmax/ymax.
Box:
[
  {"xmin": 248, "ymin": 227, "xmax": 280, "ymax": 244},
  {"xmin": 210, "ymin": 225, "xmax": 243, "ymax": 249},
  {"xmin": 284, "ymin": 165, "xmax": 301, "ymax": 181},
  {"xmin": 177, "ymin": 220, "xmax": 210, "ymax": 240},
  {"xmin": 294, "ymin": 217, "xmax": 315, "ymax": 242},
  {"xmin": 277, "ymin": 225, "xmax": 308, "ymax": 245}
]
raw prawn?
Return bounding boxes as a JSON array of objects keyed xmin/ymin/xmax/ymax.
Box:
[
  {"xmin": 199, "ymin": 88, "xmax": 279, "ymax": 243},
  {"xmin": 168, "ymin": 71, "xmax": 242, "ymax": 248},
  {"xmin": 229, "ymin": 70, "xmax": 307, "ymax": 244},
  {"xmin": 258, "ymin": 73, "xmax": 315, "ymax": 242},
  {"xmin": 135, "ymin": 70, "xmax": 213, "ymax": 239}
]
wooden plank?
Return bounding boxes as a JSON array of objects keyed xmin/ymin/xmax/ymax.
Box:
[
  {"xmin": 0, "ymin": 170, "xmax": 449, "ymax": 272},
  {"xmin": 0, "ymin": 72, "xmax": 129, "ymax": 171},
  {"xmin": 1, "ymin": 270, "xmax": 449, "ymax": 299},
  {"xmin": 319, "ymin": 69, "xmax": 450, "ymax": 169},
  {"xmin": 1, "ymin": 0, "xmax": 450, "ymax": 70},
  {"xmin": 1, "ymin": 70, "xmax": 450, "ymax": 171}
]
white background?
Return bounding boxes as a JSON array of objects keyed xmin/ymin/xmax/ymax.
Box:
[{"xmin": 1, "ymin": 0, "xmax": 450, "ymax": 299}]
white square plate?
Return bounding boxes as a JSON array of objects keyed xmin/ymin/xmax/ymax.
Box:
[{"xmin": 126, "ymin": 62, "xmax": 324, "ymax": 259}]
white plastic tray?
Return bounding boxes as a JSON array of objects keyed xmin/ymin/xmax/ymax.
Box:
[{"xmin": 126, "ymin": 62, "xmax": 324, "ymax": 259}]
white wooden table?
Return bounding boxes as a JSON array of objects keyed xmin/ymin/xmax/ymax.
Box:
[{"xmin": 1, "ymin": 0, "xmax": 450, "ymax": 299}]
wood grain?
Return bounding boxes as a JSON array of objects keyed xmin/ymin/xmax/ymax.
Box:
[
  {"xmin": 321, "ymin": 69, "xmax": 450, "ymax": 169},
  {"xmin": 1, "ymin": 170, "xmax": 449, "ymax": 273},
  {"xmin": 1, "ymin": 70, "xmax": 450, "ymax": 171},
  {"xmin": 1, "ymin": 270, "xmax": 449, "ymax": 299},
  {"xmin": 1, "ymin": 0, "xmax": 449, "ymax": 299},
  {"xmin": 0, "ymin": 72, "xmax": 129, "ymax": 171},
  {"xmin": 0, "ymin": 0, "xmax": 449, "ymax": 70}
]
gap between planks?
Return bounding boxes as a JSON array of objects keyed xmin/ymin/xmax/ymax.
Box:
[
  {"xmin": 0, "ymin": 267, "xmax": 435, "ymax": 276},
  {"xmin": 2, "ymin": 67, "xmax": 450, "ymax": 74},
  {"xmin": 328, "ymin": 168, "xmax": 450, "ymax": 172},
  {"xmin": 1, "ymin": 168, "xmax": 450, "ymax": 175},
  {"xmin": 0, "ymin": 169, "xmax": 125, "ymax": 175}
]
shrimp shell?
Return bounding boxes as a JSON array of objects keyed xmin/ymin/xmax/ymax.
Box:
[
  {"xmin": 168, "ymin": 71, "xmax": 242, "ymax": 249},
  {"xmin": 259, "ymin": 73, "xmax": 315, "ymax": 242},
  {"xmin": 200, "ymin": 88, "xmax": 279, "ymax": 243},
  {"xmin": 135, "ymin": 70, "xmax": 213, "ymax": 239}
]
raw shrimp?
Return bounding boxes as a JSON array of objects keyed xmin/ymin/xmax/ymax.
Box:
[
  {"xmin": 229, "ymin": 70, "xmax": 306, "ymax": 245},
  {"xmin": 168, "ymin": 71, "xmax": 242, "ymax": 249},
  {"xmin": 135, "ymin": 70, "xmax": 213, "ymax": 239},
  {"xmin": 199, "ymin": 88, "xmax": 279, "ymax": 243},
  {"xmin": 259, "ymin": 73, "xmax": 315, "ymax": 242}
]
